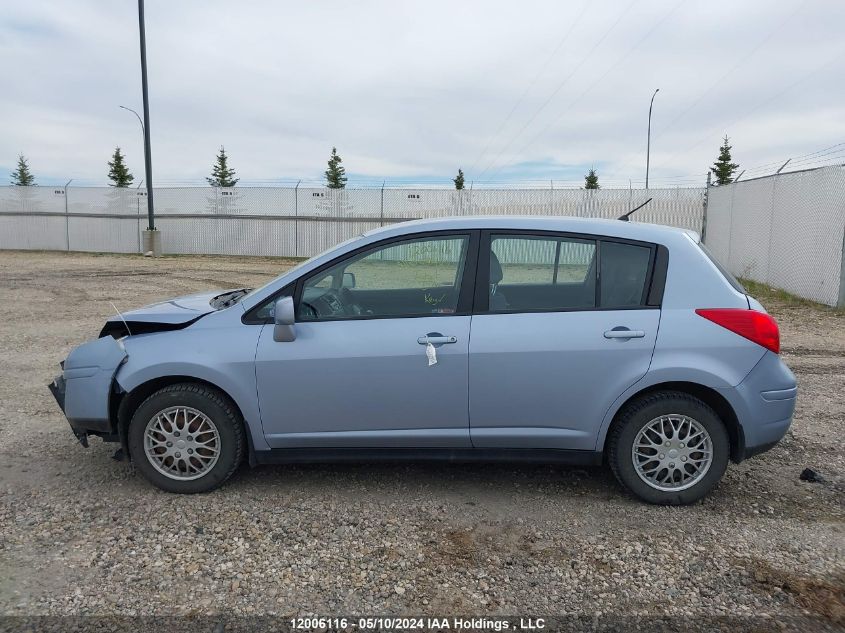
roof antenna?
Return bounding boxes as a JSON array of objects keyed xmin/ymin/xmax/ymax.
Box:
[
  {"xmin": 110, "ymin": 301, "xmax": 132, "ymax": 336},
  {"xmin": 618, "ymin": 197, "xmax": 652, "ymax": 222}
]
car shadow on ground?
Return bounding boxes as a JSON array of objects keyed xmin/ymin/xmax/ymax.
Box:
[{"xmin": 229, "ymin": 460, "xmax": 627, "ymax": 505}]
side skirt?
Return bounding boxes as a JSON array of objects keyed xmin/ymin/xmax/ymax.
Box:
[{"xmin": 252, "ymin": 447, "xmax": 603, "ymax": 466}]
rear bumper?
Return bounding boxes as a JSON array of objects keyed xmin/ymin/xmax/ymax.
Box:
[{"xmin": 719, "ymin": 352, "xmax": 797, "ymax": 461}]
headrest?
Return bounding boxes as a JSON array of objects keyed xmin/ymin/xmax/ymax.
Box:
[{"xmin": 490, "ymin": 251, "xmax": 504, "ymax": 284}]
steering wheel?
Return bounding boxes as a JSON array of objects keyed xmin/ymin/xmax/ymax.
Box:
[
  {"xmin": 300, "ymin": 288, "xmax": 362, "ymax": 319},
  {"xmin": 338, "ymin": 287, "xmax": 362, "ymax": 316},
  {"xmin": 300, "ymin": 301, "xmax": 319, "ymax": 320}
]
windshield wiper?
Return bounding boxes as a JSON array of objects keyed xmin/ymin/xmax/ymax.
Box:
[{"xmin": 210, "ymin": 288, "xmax": 252, "ymax": 310}]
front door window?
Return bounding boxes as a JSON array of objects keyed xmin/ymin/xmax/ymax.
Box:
[{"xmin": 299, "ymin": 235, "xmax": 470, "ymax": 320}]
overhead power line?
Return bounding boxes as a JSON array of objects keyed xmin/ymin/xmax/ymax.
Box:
[
  {"xmin": 649, "ymin": 0, "xmax": 808, "ymax": 148},
  {"xmin": 474, "ymin": 0, "xmax": 637, "ymax": 181},
  {"xmin": 485, "ymin": 0, "xmax": 686, "ymax": 182},
  {"xmin": 466, "ymin": 0, "xmax": 590, "ymax": 175},
  {"xmin": 653, "ymin": 50, "xmax": 844, "ymax": 172}
]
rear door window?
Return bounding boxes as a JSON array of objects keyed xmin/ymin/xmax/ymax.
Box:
[{"xmin": 487, "ymin": 235, "xmax": 597, "ymax": 311}]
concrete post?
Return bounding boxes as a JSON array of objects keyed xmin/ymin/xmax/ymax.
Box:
[{"xmin": 142, "ymin": 229, "xmax": 162, "ymax": 256}]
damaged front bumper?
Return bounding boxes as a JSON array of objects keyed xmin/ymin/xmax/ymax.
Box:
[
  {"xmin": 48, "ymin": 371, "xmax": 66, "ymax": 412},
  {"xmin": 48, "ymin": 336, "xmax": 128, "ymax": 446}
]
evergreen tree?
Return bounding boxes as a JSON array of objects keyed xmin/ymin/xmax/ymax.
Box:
[
  {"xmin": 107, "ymin": 147, "xmax": 134, "ymax": 187},
  {"xmin": 584, "ymin": 168, "xmax": 599, "ymax": 190},
  {"xmin": 453, "ymin": 168, "xmax": 465, "ymax": 190},
  {"xmin": 710, "ymin": 136, "xmax": 739, "ymax": 185},
  {"xmin": 325, "ymin": 147, "xmax": 347, "ymax": 189},
  {"xmin": 206, "ymin": 146, "xmax": 239, "ymax": 187},
  {"xmin": 10, "ymin": 154, "xmax": 35, "ymax": 186}
]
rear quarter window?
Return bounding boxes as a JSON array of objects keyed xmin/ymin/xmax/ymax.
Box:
[{"xmin": 599, "ymin": 241, "xmax": 652, "ymax": 308}]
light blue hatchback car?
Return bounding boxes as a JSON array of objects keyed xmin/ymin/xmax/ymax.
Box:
[{"xmin": 50, "ymin": 216, "xmax": 797, "ymax": 504}]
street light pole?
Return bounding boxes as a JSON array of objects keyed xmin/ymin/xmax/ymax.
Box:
[
  {"xmin": 645, "ymin": 88, "xmax": 659, "ymax": 190},
  {"xmin": 136, "ymin": 0, "xmax": 158, "ymax": 253},
  {"xmin": 119, "ymin": 105, "xmax": 144, "ymax": 139}
]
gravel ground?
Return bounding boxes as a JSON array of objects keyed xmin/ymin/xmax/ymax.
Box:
[{"xmin": 0, "ymin": 250, "xmax": 842, "ymax": 628}]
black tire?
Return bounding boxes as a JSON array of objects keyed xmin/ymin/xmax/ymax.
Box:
[
  {"xmin": 128, "ymin": 383, "xmax": 245, "ymax": 494},
  {"xmin": 607, "ymin": 391, "xmax": 730, "ymax": 505}
]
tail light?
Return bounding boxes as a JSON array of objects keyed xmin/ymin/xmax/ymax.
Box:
[{"xmin": 695, "ymin": 308, "xmax": 780, "ymax": 354}]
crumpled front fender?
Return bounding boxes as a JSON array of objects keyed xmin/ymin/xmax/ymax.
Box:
[{"xmin": 58, "ymin": 335, "xmax": 127, "ymax": 432}]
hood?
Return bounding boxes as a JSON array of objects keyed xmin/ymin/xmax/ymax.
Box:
[
  {"xmin": 99, "ymin": 289, "xmax": 242, "ymax": 338},
  {"xmin": 116, "ymin": 290, "xmax": 224, "ymax": 324}
]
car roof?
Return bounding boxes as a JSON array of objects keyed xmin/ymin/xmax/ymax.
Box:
[{"xmin": 364, "ymin": 215, "xmax": 699, "ymax": 243}]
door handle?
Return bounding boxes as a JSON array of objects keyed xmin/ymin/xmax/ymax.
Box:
[
  {"xmin": 417, "ymin": 335, "xmax": 457, "ymax": 345},
  {"xmin": 604, "ymin": 328, "xmax": 645, "ymax": 339}
]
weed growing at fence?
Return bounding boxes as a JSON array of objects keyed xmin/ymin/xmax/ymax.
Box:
[{"xmin": 740, "ymin": 278, "xmax": 843, "ymax": 313}]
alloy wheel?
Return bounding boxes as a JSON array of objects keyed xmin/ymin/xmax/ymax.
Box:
[
  {"xmin": 144, "ymin": 406, "xmax": 221, "ymax": 481},
  {"xmin": 631, "ymin": 414, "xmax": 713, "ymax": 491}
]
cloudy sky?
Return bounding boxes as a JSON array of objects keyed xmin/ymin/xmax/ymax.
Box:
[{"xmin": 1, "ymin": 0, "xmax": 843, "ymax": 187}]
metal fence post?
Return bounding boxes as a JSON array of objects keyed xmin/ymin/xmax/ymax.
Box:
[
  {"xmin": 380, "ymin": 181, "xmax": 385, "ymax": 226},
  {"xmin": 294, "ymin": 180, "xmax": 300, "ymax": 258},
  {"xmin": 838, "ymin": 226, "xmax": 845, "ymax": 308},
  {"xmin": 64, "ymin": 180, "xmax": 72, "ymax": 251},
  {"xmin": 135, "ymin": 180, "xmax": 144, "ymax": 253},
  {"xmin": 701, "ymin": 172, "xmax": 711, "ymax": 242},
  {"xmin": 137, "ymin": 189, "xmax": 142, "ymax": 253},
  {"xmin": 726, "ymin": 181, "xmax": 737, "ymax": 272},
  {"xmin": 764, "ymin": 173, "xmax": 780, "ymax": 285}
]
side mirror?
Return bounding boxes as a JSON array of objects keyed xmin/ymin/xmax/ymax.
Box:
[
  {"xmin": 273, "ymin": 296, "xmax": 296, "ymax": 342},
  {"xmin": 342, "ymin": 272, "xmax": 356, "ymax": 289}
]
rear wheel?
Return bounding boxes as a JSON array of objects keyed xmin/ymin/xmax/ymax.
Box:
[
  {"xmin": 128, "ymin": 383, "xmax": 245, "ymax": 493},
  {"xmin": 608, "ymin": 391, "xmax": 729, "ymax": 505}
]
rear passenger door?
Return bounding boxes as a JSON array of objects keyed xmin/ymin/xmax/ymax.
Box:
[{"xmin": 468, "ymin": 231, "xmax": 662, "ymax": 451}]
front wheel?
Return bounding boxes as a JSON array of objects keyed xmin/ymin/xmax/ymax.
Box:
[
  {"xmin": 607, "ymin": 391, "xmax": 729, "ymax": 505},
  {"xmin": 128, "ymin": 383, "xmax": 245, "ymax": 493}
]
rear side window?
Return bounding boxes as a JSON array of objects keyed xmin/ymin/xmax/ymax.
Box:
[
  {"xmin": 599, "ymin": 241, "xmax": 652, "ymax": 308},
  {"xmin": 488, "ymin": 235, "xmax": 596, "ymax": 311},
  {"xmin": 699, "ymin": 243, "xmax": 746, "ymax": 293}
]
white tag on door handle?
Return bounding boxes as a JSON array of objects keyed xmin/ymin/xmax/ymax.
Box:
[{"xmin": 425, "ymin": 341, "xmax": 438, "ymax": 366}]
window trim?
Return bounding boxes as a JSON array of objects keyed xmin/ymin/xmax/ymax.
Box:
[
  {"xmin": 243, "ymin": 230, "xmax": 481, "ymax": 325},
  {"xmin": 646, "ymin": 244, "xmax": 669, "ymax": 306},
  {"xmin": 474, "ymin": 229, "xmax": 661, "ymax": 315}
]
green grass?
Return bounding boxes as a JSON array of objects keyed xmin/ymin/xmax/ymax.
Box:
[{"xmin": 740, "ymin": 277, "xmax": 843, "ymax": 312}]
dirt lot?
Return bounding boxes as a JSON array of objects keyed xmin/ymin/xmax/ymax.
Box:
[{"xmin": 0, "ymin": 250, "xmax": 842, "ymax": 628}]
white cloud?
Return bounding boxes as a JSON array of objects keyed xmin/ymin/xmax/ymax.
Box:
[{"xmin": 1, "ymin": 0, "xmax": 843, "ymax": 187}]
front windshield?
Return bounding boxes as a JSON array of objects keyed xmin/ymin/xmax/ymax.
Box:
[{"xmin": 240, "ymin": 234, "xmax": 364, "ymax": 302}]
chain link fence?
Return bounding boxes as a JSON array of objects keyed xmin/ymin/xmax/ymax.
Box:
[
  {"xmin": 704, "ymin": 165, "xmax": 845, "ymax": 307},
  {"xmin": 3, "ymin": 175, "xmax": 843, "ymax": 305},
  {"xmin": 0, "ymin": 185, "xmax": 705, "ymax": 258}
]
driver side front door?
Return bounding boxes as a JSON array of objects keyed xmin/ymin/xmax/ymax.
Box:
[{"xmin": 254, "ymin": 231, "xmax": 478, "ymax": 449}]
